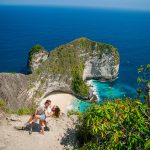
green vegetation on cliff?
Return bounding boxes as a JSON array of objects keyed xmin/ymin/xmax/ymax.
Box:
[
  {"xmin": 78, "ymin": 38, "xmax": 119, "ymax": 65},
  {"xmin": 71, "ymin": 63, "xmax": 89, "ymax": 97},
  {"xmin": 16, "ymin": 107, "xmax": 36, "ymax": 115},
  {"xmin": 28, "ymin": 44, "xmax": 44, "ymax": 62},
  {"xmin": 29, "ymin": 38, "xmax": 119, "ymax": 97},
  {"xmin": 137, "ymin": 64, "xmax": 150, "ymax": 106},
  {"xmin": 0, "ymin": 98, "xmax": 35, "ymax": 115},
  {"xmin": 76, "ymin": 99, "xmax": 150, "ymax": 150}
]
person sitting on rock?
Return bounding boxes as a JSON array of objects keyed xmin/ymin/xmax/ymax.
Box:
[{"xmin": 39, "ymin": 105, "xmax": 60, "ymax": 135}]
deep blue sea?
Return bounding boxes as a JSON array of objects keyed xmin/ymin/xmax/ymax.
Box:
[{"xmin": 0, "ymin": 6, "xmax": 150, "ymax": 107}]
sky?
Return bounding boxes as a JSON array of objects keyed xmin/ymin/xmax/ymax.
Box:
[{"xmin": 0, "ymin": 0, "xmax": 150, "ymax": 11}]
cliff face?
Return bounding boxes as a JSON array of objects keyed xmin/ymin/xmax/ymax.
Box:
[
  {"xmin": 83, "ymin": 53, "xmax": 119, "ymax": 81},
  {"xmin": 0, "ymin": 73, "xmax": 30, "ymax": 109},
  {"xmin": 0, "ymin": 37, "xmax": 120, "ymax": 108},
  {"xmin": 28, "ymin": 45, "xmax": 49, "ymax": 72}
]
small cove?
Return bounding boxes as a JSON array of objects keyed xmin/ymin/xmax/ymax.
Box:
[{"xmin": 71, "ymin": 79, "xmax": 137, "ymax": 112}]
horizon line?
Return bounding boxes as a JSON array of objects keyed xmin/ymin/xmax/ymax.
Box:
[{"xmin": 0, "ymin": 3, "xmax": 150, "ymax": 13}]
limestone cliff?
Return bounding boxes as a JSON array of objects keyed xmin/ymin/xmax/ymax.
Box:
[
  {"xmin": 28, "ymin": 37, "xmax": 119, "ymax": 100},
  {"xmin": 0, "ymin": 73, "xmax": 31, "ymax": 109},
  {"xmin": 28, "ymin": 44, "xmax": 49, "ymax": 72},
  {"xmin": 83, "ymin": 53, "xmax": 119, "ymax": 81},
  {"xmin": 0, "ymin": 37, "xmax": 120, "ymax": 109}
]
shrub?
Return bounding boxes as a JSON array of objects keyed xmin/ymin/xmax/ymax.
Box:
[
  {"xmin": 71, "ymin": 64, "xmax": 89, "ymax": 97},
  {"xmin": 67, "ymin": 110, "xmax": 81, "ymax": 116},
  {"xmin": 137, "ymin": 64, "xmax": 150, "ymax": 108},
  {"xmin": 76, "ymin": 99, "xmax": 150, "ymax": 150},
  {"xmin": 28, "ymin": 44, "xmax": 44, "ymax": 62},
  {"xmin": 76, "ymin": 142, "xmax": 100, "ymax": 150}
]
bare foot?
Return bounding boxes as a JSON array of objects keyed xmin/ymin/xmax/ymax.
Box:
[{"xmin": 39, "ymin": 130, "xmax": 44, "ymax": 135}]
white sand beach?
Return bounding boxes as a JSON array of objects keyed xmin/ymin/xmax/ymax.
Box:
[{"xmin": 40, "ymin": 93, "xmax": 75, "ymax": 114}]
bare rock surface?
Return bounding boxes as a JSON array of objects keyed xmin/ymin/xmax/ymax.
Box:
[
  {"xmin": 28, "ymin": 49, "xmax": 49, "ymax": 72},
  {"xmin": 0, "ymin": 73, "xmax": 30, "ymax": 109},
  {"xmin": 83, "ymin": 54, "xmax": 119, "ymax": 81}
]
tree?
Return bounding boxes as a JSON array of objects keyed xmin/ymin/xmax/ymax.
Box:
[
  {"xmin": 137, "ymin": 64, "xmax": 150, "ymax": 110},
  {"xmin": 76, "ymin": 99, "xmax": 150, "ymax": 150}
]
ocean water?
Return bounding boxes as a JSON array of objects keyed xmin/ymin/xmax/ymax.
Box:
[{"xmin": 0, "ymin": 6, "xmax": 150, "ymax": 109}]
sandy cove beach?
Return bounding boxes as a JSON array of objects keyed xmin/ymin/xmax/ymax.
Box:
[{"xmin": 41, "ymin": 93, "xmax": 75, "ymax": 114}]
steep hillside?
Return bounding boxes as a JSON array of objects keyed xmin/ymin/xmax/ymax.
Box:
[{"xmin": 28, "ymin": 37, "xmax": 119, "ymax": 100}]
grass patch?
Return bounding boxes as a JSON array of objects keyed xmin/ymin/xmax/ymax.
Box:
[
  {"xmin": 0, "ymin": 99, "xmax": 8, "ymax": 112},
  {"xmin": 0, "ymin": 99, "xmax": 6, "ymax": 108},
  {"xmin": 0, "ymin": 99, "xmax": 36, "ymax": 115},
  {"xmin": 67, "ymin": 110, "xmax": 82, "ymax": 116},
  {"xmin": 16, "ymin": 107, "xmax": 36, "ymax": 116}
]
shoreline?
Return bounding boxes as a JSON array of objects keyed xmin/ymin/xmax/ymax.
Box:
[
  {"xmin": 87, "ymin": 80, "xmax": 100, "ymax": 102},
  {"xmin": 39, "ymin": 80, "xmax": 100, "ymax": 113}
]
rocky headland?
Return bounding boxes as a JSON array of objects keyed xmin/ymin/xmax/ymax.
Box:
[{"xmin": 0, "ymin": 37, "xmax": 120, "ymax": 110}]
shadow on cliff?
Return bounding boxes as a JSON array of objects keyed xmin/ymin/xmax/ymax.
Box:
[{"xmin": 60, "ymin": 128, "xmax": 78, "ymax": 148}]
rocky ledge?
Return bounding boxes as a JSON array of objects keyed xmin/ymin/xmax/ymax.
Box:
[{"xmin": 0, "ymin": 37, "xmax": 120, "ymax": 109}]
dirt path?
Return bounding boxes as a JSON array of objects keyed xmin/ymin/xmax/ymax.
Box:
[{"xmin": 0, "ymin": 114, "xmax": 78, "ymax": 150}]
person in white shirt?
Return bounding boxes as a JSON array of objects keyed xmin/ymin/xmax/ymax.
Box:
[{"xmin": 25, "ymin": 99, "xmax": 52, "ymax": 134}]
